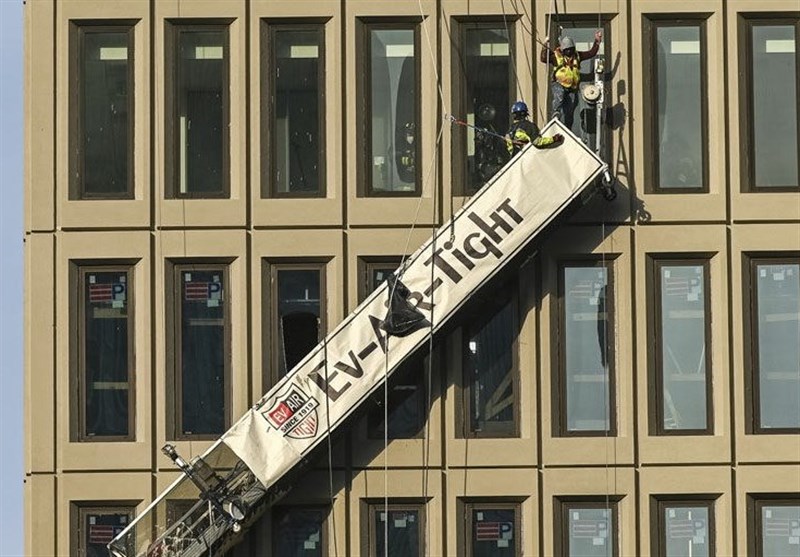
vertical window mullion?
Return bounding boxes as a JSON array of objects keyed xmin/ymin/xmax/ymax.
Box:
[
  {"xmin": 75, "ymin": 265, "xmax": 134, "ymax": 441},
  {"xmin": 363, "ymin": 22, "xmax": 420, "ymax": 196},
  {"xmin": 168, "ymin": 23, "xmax": 230, "ymax": 198},
  {"xmin": 750, "ymin": 256, "xmax": 800, "ymax": 432},
  {"xmin": 743, "ymin": 17, "xmax": 800, "ymax": 191},
  {"xmin": 653, "ymin": 259, "xmax": 712, "ymax": 435},
  {"xmin": 70, "ymin": 23, "xmax": 134, "ymax": 199},
  {"xmin": 649, "ymin": 19, "xmax": 707, "ymax": 192},
  {"xmin": 559, "ymin": 261, "xmax": 616, "ymax": 436},
  {"xmin": 265, "ymin": 23, "xmax": 325, "ymax": 198},
  {"xmin": 173, "ymin": 263, "xmax": 230, "ymax": 439}
]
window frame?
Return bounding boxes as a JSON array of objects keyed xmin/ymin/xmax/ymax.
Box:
[
  {"xmin": 647, "ymin": 256, "xmax": 714, "ymax": 436},
  {"xmin": 262, "ymin": 260, "xmax": 328, "ymax": 389},
  {"xmin": 747, "ymin": 494, "xmax": 800, "ymax": 557},
  {"xmin": 460, "ymin": 499, "xmax": 522, "ymax": 557},
  {"xmin": 69, "ymin": 21, "xmax": 136, "ymax": 200},
  {"xmin": 261, "ymin": 19, "xmax": 327, "ymax": 199},
  {"xmin": 70, "ymin": 263, "xmax": 136, "ymax": 442},
  {"xmin": 165, "ymin": 21, "xmax": 232, "ymax": 199},
  {"xmin": 554, "ymin": 497, "xmax": 620, "ymax": 557},
  {"xmin": 738, "ymin": 15, "xmax": 800, "ymax": 193},
  {"xmin": 459, "ymin": 282, "xmax": 521, "ymax": 439},
  {"xmin": 555, "ymin": 259, "xmax": 617, "ymax": 437},
  {"xmin": 450, "ymin": 18, "xmax": 517, "ymax": 197},
  {"xmin": 166, "ymin": 261, "xmax": 232, "ymax": 441},
  {"xmin": 358, "ymin": 19, "xmax": 422, "ymax": 198},
  {"xmin": 744, "ymin": 253, "xmax": 800, "ymax": 434},
  {"xmin": 272, "ymin": 504, "xmax": 330, "ymax": 556},
  {"xmin": 361, "ymin": 500, "xmax": 426, "ymax": 557},
  {"xmin": 650, "ymin": 496, "xmax": 717, "ymax": 557},
  {"xmin": 358, "ymin": 256, "xmax": 403, "ymax": 303},
  {"xmin": 642, "ymin": 15, "xmax": 710, "ymax": 194},
  {"xmin": 70, "ymin": 502, "xmax": 136, "ymax": 556}
]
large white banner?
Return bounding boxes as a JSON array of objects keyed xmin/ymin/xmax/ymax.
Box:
[{"xmin": 222, "ymin": 120, "xmax": 605, "ymax": 488}]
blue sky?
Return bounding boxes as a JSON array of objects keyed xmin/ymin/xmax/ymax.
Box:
[{"xmin": 0, "ymin": 0, "xmax": 24, "ymax": 555}]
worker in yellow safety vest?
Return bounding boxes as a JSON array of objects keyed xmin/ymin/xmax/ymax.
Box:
[
  {"xmin": 505, "ymin": 101, "xmax": 563, "ymax": 156},
  {"xmin": 540, "ymin": 31, "xmax": 602, "ymax": 129}
]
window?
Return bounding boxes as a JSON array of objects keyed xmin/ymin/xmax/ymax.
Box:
[
  {"xmin": 652, "ymin": 498, "xmax": 715, "ymax": 557},
  {"xmin": 748, "ymin": 496, "xmax": 800, "ymax": 557},
  {"xmin": 71, "ymin": 265, "xmax": 134, "ymax": 441},
  {"xmin": 168, "ymin": 263, "xmax": 230, "ymax": 439},
  {"xmin": 166, "ymin": 23, "xmax": 230, "ymax": 198},
  {"xmin": 71, "ymin": 504, "xmax": 134, "ymax": 556},
  {"xmin": 557, "ymin": 262, "xmax": 615, "ymax": 435},
  {"xmin": 265, "ymin": 263, "xmax": 325, "ymax": 387},
  {"xmin": 69, "ymin": 23, "xmax": 134, "ymax": 199},
  {"xmin": 546, "ymin": 19, "xmax": 611, "ymax": 152},
  {"xmin": 555, "ymin": 499, "xmax": 618, "ymax": 557},
  {"xmin": 746, "ymin": 257, "xmax": 800, "ymax": 432},
  {"xmin": 453, "ymin": 22, "xmax": 514, "ymax": 194},
  {"xmin": 463, "ymin": 501, "xmax": 520, "ymax": 556},
  {"xmin": 359, "ymin": 258, "xmax": 425, "ymax": 439},
  {"xmin": 462, "ymin": 286, "xmax": 519, "ymax": 438},
  {"xmin": 363, "ymin": 502, "xmax": 425, "ymax": 556},
  {"xmin": 360, "ymin": 22, "xmax": 420, "ymax": 196},
  {"xmin": 649, "ymin": 259, "xmax": 712, "ymax": 434},
  {"xmin": 273, "ymin": 506, "xmax": 328, "ymax": 556},
  {"xmin": 263, "ymin": 23, "xmax": 325, "ymax": 197},
  {"xmin": 644, "ymin": 18, "xmax": 707, "ymax": 192},
  {"xmin": 740, "ymin": 17, "xmax": 799, "ymax": 191}
]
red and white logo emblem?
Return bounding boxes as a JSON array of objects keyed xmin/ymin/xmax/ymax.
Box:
[{"xmin": 262, "ymin": 386, "xmax": 320, "ymax": 439}]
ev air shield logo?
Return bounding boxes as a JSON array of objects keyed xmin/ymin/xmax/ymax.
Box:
[{"xmin": 262, "ymin": 386, "xmax": 320, "ymax": 439}]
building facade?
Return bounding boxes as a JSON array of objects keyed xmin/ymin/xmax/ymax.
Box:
[{"xmin": 23, "ymin": 0, "xmax": 799, "ymax": 555}]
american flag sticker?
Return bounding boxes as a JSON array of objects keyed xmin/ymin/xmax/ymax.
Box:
[
  {"xmin": 88, "ymin": 523, "xmax": 124, "ymax": 544},
  {"xmin": 184, "ymin": 281, "xmax": 223, "ymax": 303},
  {"xmin": 88, "ymin": 282, "xmax": 126, "ymax": 305},
  {"xmin": 475, "ymin": 521, "xmax": 513, "ymax": 541}
]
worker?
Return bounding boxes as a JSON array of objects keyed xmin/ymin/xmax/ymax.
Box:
[
  {"xmin": 540, "ymin": 31, "xmax": 602, "ymax": 129},
  {"xmin": 506, "ymin": 101, "xmax": 563, "ymax": 156}
]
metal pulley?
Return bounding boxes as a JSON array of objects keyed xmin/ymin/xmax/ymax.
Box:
[{"xmin": 580, "ymin": 83, "xmax": 602, "ymax": 105}]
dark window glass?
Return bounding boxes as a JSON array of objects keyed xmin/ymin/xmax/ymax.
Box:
[
  {"xmin": 657, "ymin": 503, "xmax": 713, "ymax": 557},
  {"xmin": 461, "ymin": 24, "xmax": 512, "ymax": 193},
  {"xmin": 654, "ymin": 261, "xmax": 711, "ymax": 433},
  {"xmin": 652, "ymin": 23, "xmax": 706, "ymax": 190},
  {"xmin": 752, "ymin": 260, "xmax": 800, "ymax": 431},
  {"xmin": 73, "ymin": 506, "xmax": 133, "ymax": 557},
  {"xmin": 72, "ymin": 26, "xmax": 133, "ymax": 198},
  {"xmin": 558, "ymin": 502, "xmax": 618, "ymax": 557},
  {"xmin": 751, "ymin": 498, "xmax": 800, "ymax": 557},
  {"xmin": 170, "ymin": 26, "xmax": 228, "ymax": 197},
  {"xmin": 369, "ymin": 505, "xmax": 423, "ymax": 557},
  {"xmin": 464, "ymin": 291, "xmax": 518, "ymax": 437},
  {"xmin": 277, "ymin": 268, "xmax": 322, "ymax": 375},
  {"xmin": 746, "ymin": 22, "xmax": 799, "ymax": 189},
  {"xmin": 176, "ymin": 267, "xmax": 228, "ymax": 436},
  {"xmin": 365, "ymin": 25, "xmax": 419, "ymax": 195},
  {"xmin": 547, "ymin": 21, "xmax": 610, "ymax": 151},
  {"xmin": 267, "ymin": 264, "xmax": 325, "ymax": 385},
  {"xmin": 360, "ymin": 259, "xmax": 425, "ymax": 439},
  {"xmin": 267, "ymin": 26, "xmax": 324, "ymax": 197},
  {"xmin": 76, "ymin": 267, "xmax": 133, "ymax": 440},
  {"xmin": 273, "ymin": 507, "xmax": 327, "ymax": 556},
  {"xmin": 560, "ymin": 264, "xmax": 615, "ymax": 434},
  {"xmin": 467, "ymin": 504, "xmax": 519, "ymax": 556}
]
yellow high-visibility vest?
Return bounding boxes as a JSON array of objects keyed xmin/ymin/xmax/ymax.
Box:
[{"xmin": 553, "ymin": 51, "xmax": 581, "ymax": 89}]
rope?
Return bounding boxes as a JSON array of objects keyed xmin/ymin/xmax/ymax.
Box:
[{"xmin": 323, "ymin": 338, "xmax": 339, "ymax": 556}]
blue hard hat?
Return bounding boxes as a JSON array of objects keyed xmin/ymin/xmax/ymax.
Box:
[{"xmin": 511, "ymin": 101, "xmax": 528, "ymax": 115}]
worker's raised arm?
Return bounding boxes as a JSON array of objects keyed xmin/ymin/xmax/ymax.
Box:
[{"xmin": 579, "ymin": 30, "xmax": 602, "ymax": 60}]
